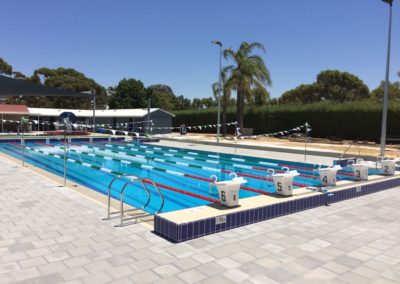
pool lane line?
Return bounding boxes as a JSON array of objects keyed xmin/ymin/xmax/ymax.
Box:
[
  {"xmin": 37, "ymin": 142, "xmax": 272, "ymax": 195},
  {"xmin": 5, "ymin": 144, "xmax": 199, "ymax": 212},
  {"xmin": 71, "ymin": 142, "xmax": 283, "ymax": 190},
  {"xmin": 84, "ymin": 141, "xmax": 314, "ymax": 183},
  {"xmin": 14, "ymin": 143, "xmax": 220, "ymax": 204},
  {"xmin": 81, "ymin": 141, "xmax": 310, "ymax": 188},
  {"xmin": 106, "ymin": 141, "xmax": 354, "ymax": 180},
  {"xmin": 123, "ymin": 141, "xmax": 321, "ymax": 169}
]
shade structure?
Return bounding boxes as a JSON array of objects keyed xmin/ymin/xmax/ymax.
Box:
[{"xmin": 0, "ymin": 75, "xmax": 95, "ymax": 98}]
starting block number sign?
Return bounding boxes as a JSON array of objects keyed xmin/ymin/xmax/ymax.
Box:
[{"xmin": 215, "ymin": 215, "xmax": 227, "ymax": 225}]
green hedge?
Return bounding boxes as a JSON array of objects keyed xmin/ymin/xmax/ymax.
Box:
[{"xmin": 172, "ymin": 102, "xmax": 400, "ymax": 141}]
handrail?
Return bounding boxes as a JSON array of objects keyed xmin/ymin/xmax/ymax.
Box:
[
  {"xmin": 106, "ymin": 174, "xmax": 136, "ymax": 220},
  {"xmin": 339, "ymin": 141, "xmax": 360, "ymax": 159},
  {"xmin": 119, "ymin": 177, "xmax": 151, "ymax": 226},
  {"xmin": 140, "ymin": 178, "xmax": 165, "ymax": 214},
  {"xmin": 105, "ymin": 174, "xmax": 165, "ymax": 226}
]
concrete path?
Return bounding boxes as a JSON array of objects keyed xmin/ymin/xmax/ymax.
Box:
[{"xmin": 1, "ymin": 155, "xmax": 400, "ymax": 283}]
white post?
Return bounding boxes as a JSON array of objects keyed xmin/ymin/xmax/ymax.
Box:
[
  {"xmin": 63, "ymin": 119, "xmax": 67, "ymax": 186},
  {"xmin": 304, "ymin": 122, "xmax": 308, "ymax": 162},
  {"xmin": 92, "ymin": 95, "xmax": 96, "ymax": 134},
  {"xmin": 380, "ymin": 1, "xmax": 393, "ymax": 157},
  {"xmin": 1, "ymin": 113, "xmax": 3, "ymax": 133},
  {"xmin": 21, "ymin": 118, "xmax": 25, "ymax": 167}
]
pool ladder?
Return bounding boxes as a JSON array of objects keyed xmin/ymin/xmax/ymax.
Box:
[{"xmin": 104, "ymin": 174, "xmax": 165, "ymax": 227}]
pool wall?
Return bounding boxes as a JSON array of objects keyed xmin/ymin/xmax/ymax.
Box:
[{"xmin": 154, "ymin": 175, "xmax": 400, "ymax": 242}]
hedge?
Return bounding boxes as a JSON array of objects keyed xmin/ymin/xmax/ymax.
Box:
[{"xmin": 172, "ymin": 102, "xmax": 400, "ymax": 141}]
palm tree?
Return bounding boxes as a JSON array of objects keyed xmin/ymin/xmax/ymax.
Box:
[
  {"xmin": 212, "ymin": 70, "xmax": 232, "ymax": 135},
  {"xmin": 223, "ymin": 42, "xmax": 272, "ymax": 130}
]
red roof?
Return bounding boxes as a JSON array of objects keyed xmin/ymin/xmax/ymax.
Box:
[{"xmin": 0, "ymin": 104, "xmax": 29, "ymax": 114}]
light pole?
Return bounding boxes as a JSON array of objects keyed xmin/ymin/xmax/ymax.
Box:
[
  {"xmin": 211, "ymin": 40, "xmax": 222, "ymax": 143},
  {"xmin": 380, "ymin": 0, "xmax": 394, "ymax": 156}
]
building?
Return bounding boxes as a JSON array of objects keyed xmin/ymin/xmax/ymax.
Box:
[
  {"xmin": 0, "ymin": 104, "xmax": 30, "ymax": 132},
  {"xmin": 0, "ymin": 105, "xmax": 174, "ymax": 134}
]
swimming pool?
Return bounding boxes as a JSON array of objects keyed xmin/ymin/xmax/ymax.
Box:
[{"xmin": 0, "ymin": 140, "xmax": 379, "ymax": 214}]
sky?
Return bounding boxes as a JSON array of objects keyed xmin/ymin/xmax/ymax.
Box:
[{"xmin": 1, "ymin": 0, "xmax": 399, "ymax": 99}]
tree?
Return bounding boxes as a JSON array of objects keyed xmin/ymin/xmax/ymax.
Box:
[
  {"xmin": 280, "ymin": 70, "xmax": 369, "ymax": 104},
  {"xmin": 174, "ymin": 95, "xmax": 191, "ymax": 110},
  {"xmin": 280, "ymin": 84, "xmax": 319, "ymax": 104},
  {"xmin": 316, "ymin": 70, "xmax": 369, "ymax": 102},
  {"xmin": 109, "ymin": 78, "xmax": 147, "ymax": 109},
  {"xmin": 253, "ymin": 85, "xmax": 270, "ymax": 106},
  {"xmin": 371, "ymin": 81, "xmax": 400, "ymax": 101},
  {"xmin": 223, "ymin": 42, "xmax": 272, "ymax": 130},
  {"xmin": 0, "ymin": 58, "xmax": 12, "ymax": 75},
  {"xmin": 30, "ymin": 67, "xmax": 107, "ymax": 109},
  {"xmin": 212, "ymin": 70, "xmax": 232, "ymax": 135},
  {"xmin": 147, "ymin": 84, "xmax": 176, "ymax": 110}
]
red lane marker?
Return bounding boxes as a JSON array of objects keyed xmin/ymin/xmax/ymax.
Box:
[
  {"xmin": 11, "ymin": 142, "xmax": 24, "ymax": 148},
  {"xmin": 107, "ymin": 140, "xmax": 126, "ymax": 145},
  {"xmin": 184, "ymin": 174, "xmax": 211, "ymax": 182},
  {"xmin": 142, "ymin": 180, "xmax": 220, "ymax": 204},
  {"xmin": 222, "ymin": 169, "xmax": 309, "ymax": 188},
  {"xmin": 240, "ymin": 186, "xmax": 271, "ymax": 195},
  {"xmin": 36, "ymin": 141, "xmax": 53, "ymax": 147},
  {"xmin": 184, "ymin": 174, "xmax": 271, "ymax": 195},
  {"xmin": 278, "ymin": 164, "xmax": 316, "ymax": 171},
  {"xmin": 338, "ymin": 171, "xmax": 354, "ymax": 177}
]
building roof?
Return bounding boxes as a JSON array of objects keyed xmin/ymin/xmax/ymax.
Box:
[
  {"xmin": 27, "ymin": 107, "xmax": 175, "ymax": 118},
  {"xmin": 0, "ymin": 104, "xmax": 29, "ymax": 114},
  {"xmin": 0, "ymin": 75, "xmax": 96, "ymax": 98}
]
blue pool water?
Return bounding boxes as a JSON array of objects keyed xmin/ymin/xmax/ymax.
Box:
[{"xmin": 0, "ymin": 140, "xmax": 380, "ymax": 213}]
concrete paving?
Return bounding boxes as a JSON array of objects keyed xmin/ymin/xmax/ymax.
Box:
[{"xmin": 1, "ymin": 154, "xmax": 400, "ymax": 283}]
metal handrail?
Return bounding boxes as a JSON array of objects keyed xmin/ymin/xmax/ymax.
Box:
[
  {"xmin": 105, "ymin": 174, "xmax": 165, "ymax": 226},
  {"xmin": 119, "ymin": 177, "xmax": 151, "ymax": 226},
  {"xmin": 106, "ymin": 174, "xmax": 136, "ymax": 220},
  {"xmin": 339, "ymin": 141, "xmax": 360, "ymax": 159},
  {"xmin": 140, "ymin": 178, "xmax": 165, "ymax": 214}
]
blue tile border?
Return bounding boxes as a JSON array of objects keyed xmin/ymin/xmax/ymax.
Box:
[{"xmin": 154, "ymin": 176, "xmax": 400, "ymax": 243}]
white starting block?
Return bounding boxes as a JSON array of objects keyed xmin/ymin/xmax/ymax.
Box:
[
  {"xmin": 349, "ymin": 158, "xmax": 368, "ymax": 181},
  {"xmin": 378, "ymin": 157, "xmax": 396, "ymax": 176},
  {"xmin": 210, "ymin": 173, "xmax": 247, "ymax": 207},
  {"xmin": 318, "ymin": 165, "xmax": 342, "ymax": 186},
  {"xmin": 271, "ymin": 167, "xmax": 300, "ymax": 196}
]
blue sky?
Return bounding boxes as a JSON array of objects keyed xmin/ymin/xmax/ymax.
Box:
[{"xmin": 1, "ymin": 0, "xmax": 399, "ymax": 99}]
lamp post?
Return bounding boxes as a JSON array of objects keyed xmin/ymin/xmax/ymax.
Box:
[
  {"xmin": 380, "ymin": 0, "xmax": 394, "ymax": 157},
  {"xmin": 211, "ymin": 40, "xmax": 222, "ymax": 143}
]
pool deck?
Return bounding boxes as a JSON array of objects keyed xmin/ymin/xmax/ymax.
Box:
[{"xmin": 1, "ymin": 152, "xmax": 400, "ymax": 283}]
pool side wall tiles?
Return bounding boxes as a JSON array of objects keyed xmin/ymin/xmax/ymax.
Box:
[{"xmin": 154, "ymin": 176, "xmax": 400, "ymax": 243}]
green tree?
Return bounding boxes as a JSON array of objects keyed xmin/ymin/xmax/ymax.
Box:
[
  {"xmin": 174, "ymin": 95, "xmax": 191, "ymax": 110},
  {"xmin": 0, "ymin": 58, "xmax": 12, "ymax": 75},
  {"xmin": 371, "ymin": 81, "xmax": 400, "ymax": 101},
  {"xmin": 280, "ymin": 84, "xmax": 319, "ymax": 104},
  {"xmin": 223, "ymin": 42, "xmax": 272, "ymax": 130},
  {"xmin": 280, "ymin": 70, "xmax": 369, "ymax": 104},
  {"xmin": 30, "ymin": 67, "xmax": 107, "ymax": 109},
  {"xmin": 109, "ymin": 78, "xmax": 147, "ymax": 109},
  {"xmin": 147, "ymin": 84, "xmax": 176, "ymax": 110},
  {"xmin": 191, "ymin": 98, "xmax": 203, "ymax": 109},
  {"xmin": 253, "ymin": 85, "xmax": 270, "ymax": 106},
  {"xmin": 316, "ymin": 70, "xmax": 369, "ymax": 102}
]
